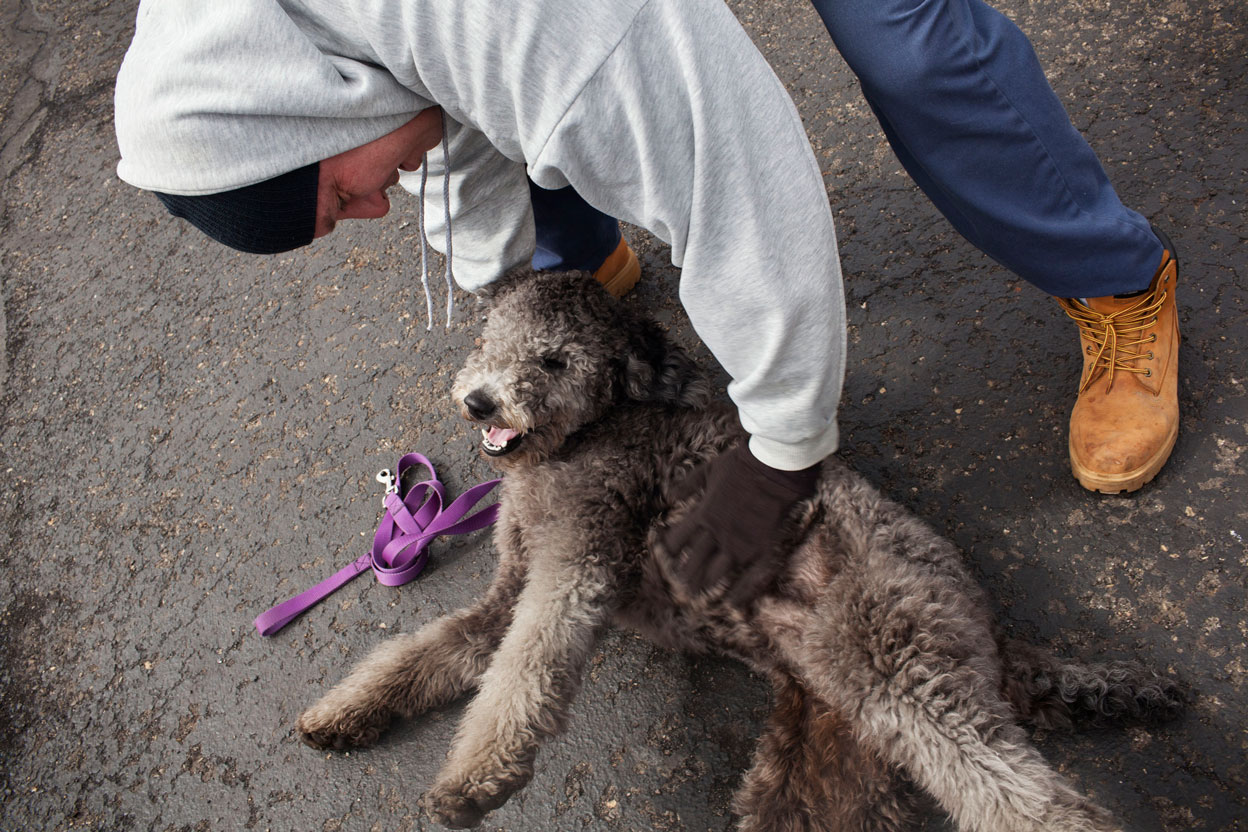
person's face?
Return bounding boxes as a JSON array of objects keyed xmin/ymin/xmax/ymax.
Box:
[{"xmin": 314, "ymin": 107, "xmax": 443, "ymax": 238}]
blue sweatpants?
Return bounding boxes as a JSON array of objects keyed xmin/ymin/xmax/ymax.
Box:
[{"xmin": 532, "ymin": 0, "xmax": 1162, "ymax": 298}]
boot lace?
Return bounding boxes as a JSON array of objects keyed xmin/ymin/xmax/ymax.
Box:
[{"xmin": 1058, "ymin": 287, "xmax": 1167, "ymax": 394}]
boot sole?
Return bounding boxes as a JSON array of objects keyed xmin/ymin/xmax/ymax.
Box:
[{"xmin": 1069, "ymin": 421, "xmax": 1179, "ymax": 494}]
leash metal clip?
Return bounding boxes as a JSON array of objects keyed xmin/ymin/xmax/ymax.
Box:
[{"xmin": 375, "ymin": 468, "xmax": 399, "ymax": 504}]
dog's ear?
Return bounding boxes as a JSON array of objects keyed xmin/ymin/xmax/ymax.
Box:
[
  {"xmin": 476, "ymin": 267, "xmax": 540, "ymax": 305},
  {"xmin": 621, "ymin": 317, "xmax": 712, "ymax": 408}
]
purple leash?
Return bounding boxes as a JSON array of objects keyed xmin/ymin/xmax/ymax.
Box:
[{"xmin": 255, "ymin": 453, "xmax": 500, "ymax": 636}]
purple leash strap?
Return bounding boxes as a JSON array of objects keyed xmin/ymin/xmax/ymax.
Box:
[{"xmin": 254, "ymin": 453, "xmax": 500, "ymax": 636}]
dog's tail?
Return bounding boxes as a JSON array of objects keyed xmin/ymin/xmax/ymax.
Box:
[{"xmin": 998, "ymin": 638, "xmax": 1187, "ymax": 730}]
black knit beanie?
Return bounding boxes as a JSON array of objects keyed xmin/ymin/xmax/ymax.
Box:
[{"xmin": 154, "ymin": 162, "xmax": 319, "ymax": 255}]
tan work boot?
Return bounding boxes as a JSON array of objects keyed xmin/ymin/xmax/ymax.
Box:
[
  {"xmin": 592, "ymin": 237, "xmax": 641, "ymax": 298},
  {"xmin": 1058, "ymin": 231, "xmax": 1180, "ymax": 494}
]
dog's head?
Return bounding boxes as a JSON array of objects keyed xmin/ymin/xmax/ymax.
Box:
[{"xmin": 452, "ymin": 269, "xmax": 710, "ymax": 465}]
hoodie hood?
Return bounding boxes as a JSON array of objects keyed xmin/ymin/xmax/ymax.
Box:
[{"xmin": 114, "ymin": 0, "xmax": 431, "ymax": 195}]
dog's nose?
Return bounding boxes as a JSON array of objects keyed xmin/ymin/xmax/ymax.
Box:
[{"xmin": 464, "ymin": 390, "xmax": 497, "ymax": 421}]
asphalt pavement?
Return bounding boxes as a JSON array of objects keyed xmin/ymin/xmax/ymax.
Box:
[{"xmin": 1, "ymin": 0, "xmax": 1245, "ymax": 830}]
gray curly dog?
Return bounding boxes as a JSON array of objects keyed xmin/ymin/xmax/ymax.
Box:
[{"xmin": 297, "ymin": 270, "xmax": 1183, "ymax": 831}]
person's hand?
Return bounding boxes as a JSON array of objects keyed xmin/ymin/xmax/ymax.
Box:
[{"xmin": 663, "ymin": 443, "xmax": 821, "ymax": 607}]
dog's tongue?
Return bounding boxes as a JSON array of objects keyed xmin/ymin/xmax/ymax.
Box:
[{"xmin": 486, "ymin": 426, "xmax": 520, "ymax": 446}]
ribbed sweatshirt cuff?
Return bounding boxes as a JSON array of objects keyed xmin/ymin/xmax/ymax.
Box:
[{"xmin": 748, "ymin": 424, "xmax": 839, "ymax": 472}]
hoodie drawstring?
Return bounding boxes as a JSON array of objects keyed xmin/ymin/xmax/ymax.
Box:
[{"xmin": 416, "ymin": 109, "xmax": 456, "ymax": 330}]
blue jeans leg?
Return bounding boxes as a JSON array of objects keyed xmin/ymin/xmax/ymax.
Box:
[
  {"xmin": 528, "ymin": 180, "xmax": 622, "ymax": 272},
  {"xmin": 810, "ymin": 0, "xmax": 1162, "ymax": 297}
]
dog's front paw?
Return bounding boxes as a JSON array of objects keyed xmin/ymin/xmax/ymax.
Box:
[
  {"xmin": 296, "ymin": 699, "xmax": 391, "ymax": 751},
  {"xmin": 423, "ymin": 764, "xmax": 533, "ymax": 828},
  {"xmin": 423, "ymin": 784, "xmax": 486, "ymax": 829}
]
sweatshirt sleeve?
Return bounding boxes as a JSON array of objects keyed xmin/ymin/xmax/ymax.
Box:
[{"xmin": 528, "ymin": 0, "xmax": 846, "ymax": 470}]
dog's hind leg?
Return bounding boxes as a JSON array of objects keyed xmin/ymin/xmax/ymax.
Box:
[
  {"xmin": 788, "ymin": 585, "xmax": 1123, "ymax": 832},
  {"xmin": 423, "ymin": 546, "xmax": 615, "ymax": 828},
  {"xmin": 734, "ymin": 672, "xmax": 925, "ymax": 832},
  {"xmin": 297, "ymin": 535, "xmax": 529, "ymax": 751}
]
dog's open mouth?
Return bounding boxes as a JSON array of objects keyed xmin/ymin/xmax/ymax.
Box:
[{"xmin": 480, "ymin": 425, "xmax": 524, "ymax": 457}]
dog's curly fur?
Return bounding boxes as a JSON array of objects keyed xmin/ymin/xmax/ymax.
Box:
[{"xmin": 297, "ymin": 270, "xmax": 1184, "ymax": 831}]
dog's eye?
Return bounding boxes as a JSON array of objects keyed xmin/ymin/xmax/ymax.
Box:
[{"xmin": 540, "ymin": 354, "xmax": 567, "ymax": 372}]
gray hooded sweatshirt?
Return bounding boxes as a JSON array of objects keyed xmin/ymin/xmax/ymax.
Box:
[{"xmin": 115, "ymin": 0, "xmax": 847, "ymax": 471}]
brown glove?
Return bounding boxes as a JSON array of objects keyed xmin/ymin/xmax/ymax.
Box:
[{"xmin": 662, "ymin": 443, "xmax": 820, "ymax": 606}]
